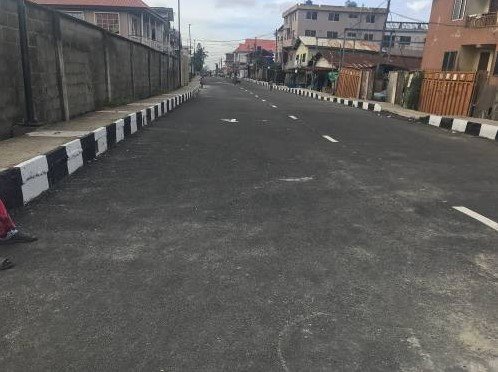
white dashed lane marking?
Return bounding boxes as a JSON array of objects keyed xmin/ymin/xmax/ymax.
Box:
[
  {"xmin": 322, "ymin": 135, "xmax": 339, "ymax": 143},
  {"xmin": 271, "ymin": 105, "xmax": 278, "ymax": 108},
  {"xmin": 289, "ymin": 115, "xmax": 298, "ymax": 120},
  {"xmin": 453, "ymin": 206, "xmax": 498, "ymax": 232}
]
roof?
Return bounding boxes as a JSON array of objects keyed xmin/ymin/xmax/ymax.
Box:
[
  {"xmin": 235, "ymin": 39, "xmax": 276, "ymax": 53},
  {"xmin": 31, "ymin": 0, "xmax": 150, "ymax": 8},
  {"xmin": 297, "ymin": 36, "xmax": 379, "ymax": 53},
  {"xmin": 315, "ymin": 49, "xmax": 421, "ymax": 70},
  {"xmin": 283, "ymin": 4, "xmax": 387, "ymax": 17}
]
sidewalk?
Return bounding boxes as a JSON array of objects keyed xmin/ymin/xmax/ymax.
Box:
[
  {"xmin": 244, "ymin": 79, "xmax": 498, "ymax": 142},
  {"xmin": 0, "ymin": 80, "xmax": 201, "ymax": 209}
]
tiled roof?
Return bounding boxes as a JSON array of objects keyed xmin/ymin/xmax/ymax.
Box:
[{"xmin": 30, "ymin": 0, "xmax": 149, "ymax": 8}]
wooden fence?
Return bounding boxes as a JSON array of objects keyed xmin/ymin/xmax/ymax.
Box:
[
  {"xmin": 336, "ymin": 68, "xmax": 362, "ymax": 98},
  {"xmin": 418, "ymin": 71, "xmax": 479, "ymax": 116}
]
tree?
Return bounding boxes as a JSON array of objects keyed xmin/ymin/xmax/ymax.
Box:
[
  {"xmin": 345, "ymin": 0, "xmax": 358, "ymax": 6},
  {"xmin": 192, "ymin": 43, "xmax": 208, "ymax": 73}
]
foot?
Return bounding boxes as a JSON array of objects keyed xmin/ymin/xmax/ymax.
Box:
[
  {"xmin": 0, "ymin": 257, "xmax": 14, "ymax": 270},
  {"xmin": 0, "ymin": 231, "xmax": 37, "ymax": 245}
]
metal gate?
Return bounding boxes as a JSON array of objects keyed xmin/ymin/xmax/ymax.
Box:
[
  {"xmin": 418, "ymin": 71, "xmax": 479, "ymax": 116},
  {"xmin": 336, "ymin": 68, "xmax": 362, "ymax": 98}
]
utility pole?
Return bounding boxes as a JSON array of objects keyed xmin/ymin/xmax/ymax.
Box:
[
  {"xmin": 376, "ymin": 0, "xmax": 391, "ymax": 75},
  {"xmin": 188, "ymin": 23, "xmax": 192, "ymax": 76},
  {"xmin": 177, "ymin": 0, "xmax": 182, "ymax": 85}
]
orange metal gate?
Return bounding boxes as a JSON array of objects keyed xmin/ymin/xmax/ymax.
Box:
[
  {"xmin": 418, "ymin": 71, "xmax": 479, "ymax": 116},
  {"xmin": 336, "ymin": 68, "xmax": 362, "ymax": 98}
]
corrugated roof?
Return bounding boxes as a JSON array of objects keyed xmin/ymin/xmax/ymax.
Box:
[{"xmin": 30, "ymin": 0, "xmax": 149, "ymax": 8}]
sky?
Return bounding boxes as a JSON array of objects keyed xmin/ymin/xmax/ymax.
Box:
[{"xmin": 146, "ymin": 0, "xmax": 433, "ymax": 69}]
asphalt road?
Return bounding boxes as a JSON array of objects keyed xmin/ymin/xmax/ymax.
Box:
[{"xmin": 1, "ymin": 78, "xmax": 497, "ymax": 371}]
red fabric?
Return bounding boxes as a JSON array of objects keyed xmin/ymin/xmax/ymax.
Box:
[{"xmin": 0, "ymin": 199, "xmax": 16, "ymax": 239}]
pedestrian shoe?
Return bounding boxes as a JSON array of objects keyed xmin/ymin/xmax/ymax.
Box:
[
  {"xmin": 0, "ymin": 257, "xmax": 14, "ymax": 271},
  {"xmin": 0, "ymin": 231, "xmax": 38, "ymax": 245}
]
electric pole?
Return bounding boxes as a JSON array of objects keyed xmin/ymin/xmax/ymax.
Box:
[
  {"xmin": 188, "ymin": 23, "xmax": 192, "ymax": 76},
  {"xmin": 177, "ymin": 0, "xmax": 182, "ymax": 85},
  {"xmin": 376, "ymin": 0, "xmax": 391, "ymax": 75}
]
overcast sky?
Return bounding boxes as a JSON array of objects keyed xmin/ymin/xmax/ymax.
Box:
[{"xmin": 146, "ymin": 0, "xmax": 432, "ymax": 69}]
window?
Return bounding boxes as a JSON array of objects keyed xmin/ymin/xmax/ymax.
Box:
[
  {"xmin": 349, "ymin": 13, "xmax": 358, "ymax": 18},
  {"xmin": 366, "ymin": 14, "xmax": 375, "ymax": 23},
  {"xmin": 130, "ymin": 16, "xmax": 140, "ymax": 36},
  {"xmin": 363, "ymin": 33, "xmax": 374, "ymax": 41},
  {"xmin": 494, "ymin": 53, "xmax": 498, "ymax": 76},
  {"xmin": 328, "ymin": 12, "xmax": 340, "ymax": 21},
  {"xmin": 64, "ymin": 11, "xmax": 84, "ymax": 20},
  {"xmin": 452, "ymin": 0, "xmax": 466, "ymax": 20},
  {"xmin": 399, "ymin": 36, "xmax": 411, "ymax": 45},
  {"xmin": 95, "ymin": 12, "xmax": 120, "ymax": 34},
  {"xmin": 306, "ymin": 11, "xmax": 318, "ymax": 20},
  {"xmin": 442, "ymin": 51, "xmax": 457, "ymax": 71},
  {"xmin": 301, "ymin": 53, "xmax": 306, "ymax": 62},
  {"xmin": 305, "ymin": 30, "xmax": 317, "ymax": 36},
  {"xmin": 327, "ymin": 31, "xmax": 338, "ymax": 38},
  {"xmin": 346, "ymin": 32, "xmax": 357, "ymax": 39}
]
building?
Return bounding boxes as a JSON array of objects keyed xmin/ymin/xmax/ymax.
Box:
[
  {"xmin": 232, "ymin": 39, "xmax": 275, "ymax": 78},
  {"xmin": 384, "ymin": 21, "xmax": 428, "ymax": 58},
  {"xmin": 281, "ymin": 1, "xmax": 388, "ymax": 46},
  {"xmin": 421, "ymin": 0, "xmax": 498, "ymax": 119},
  {"xmin": 31, "ymin": 0, "xmax": 174, "ymax": 52}
]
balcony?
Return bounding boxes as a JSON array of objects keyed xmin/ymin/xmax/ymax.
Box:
[{"xmin": 466, "ymin": 12, "xmax": 498, "ymax": 28}]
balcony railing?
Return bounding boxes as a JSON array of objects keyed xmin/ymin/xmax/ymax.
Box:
[{"xmin": 466, "ymin": 12, "xmax": 498, "ymax": 28}]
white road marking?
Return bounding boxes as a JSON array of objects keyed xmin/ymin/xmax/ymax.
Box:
[
  {"xmin": 453, "ymin": 206, "xmax": 498, "ymax": 232},
  {"xmin": 289, "ymin": 115, "xmax": 298, "ymax": 120},
  {"xmin": 271, "ymin": 105, "xmax": 278, "ymax": 108},
  {"xmin": 322, "ymin": 135, "xmax": 339, "ymax": 143},
  {"xmin": 279, "ymin": 177, "xmax": 314, "ymax": 182},
  {"xmin": 261, "ymin": 99, "xmax": 266, "ymax": 102},
  {"xmin": 221, "ymin": 118, "xmax": 238, "ymax": 123},
  {"xmin": 255, "ymin": 95, "xmax": 259, "ymax": 98}
]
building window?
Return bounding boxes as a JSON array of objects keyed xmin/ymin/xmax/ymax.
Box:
[
  {"xmin": 63, "ymin": 11, "xmax": 84, "ymax": 20},
  {"xmin": 442, "ymin": 51, "xmax": 457, "ymax": 71},
  {"xmin": 494, "ymin": 53, "xmax": 498, "ymax": 76},
  {"xmin": 327, "ymin": 31, "xmax": 338, "ymax": 38},
  {"xmin": 452, "ymin": 0, "xmax": 467, "ymax": 20},
  {"xmin": 349, "ymin": 13, "xmax": 358, "ymax": 18},
  {"xmin": 366, "ymin": 14, "xmax": 375, "ymax": 23},
  {"xmin": 399, "ymin": 36, "xmax": 411, "ymax": 45},
  {"xmin": 95, "ymin": 12, "xmax": 120, "ymax": 34},
  {"xmin": 363, "ymin": 33, "xmax": 374, "ymax": 41},
  {"xmin": 301, "ymin": 53, "xmax": 306, "ymax": 62},
  {"xmin": 346, "ymin": 32, "xmax": 357, "ymax": 39},
  {"xmin": 305, "ymin": 30, "xmax": 317, "ymax": 36},
  {"xmin": 130, "ymin": 16, "xmax": 140, "ymax": 36},
  {"xmin": 306, "ymin": 11, "xmax": 318, "ymax": 20},
  {"xmin": 329, "ymin": 12, "xmax": 340, "ymax": 21}
]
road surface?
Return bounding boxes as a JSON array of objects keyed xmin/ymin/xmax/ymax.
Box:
[{"xmin": 1, "ymin": 78, "xmax": 497, "ymax": 371}]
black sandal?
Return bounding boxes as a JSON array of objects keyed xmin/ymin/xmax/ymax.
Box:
[{"xmin": 0, "ymin": 257, "xmax": 14, "ymax": 270}]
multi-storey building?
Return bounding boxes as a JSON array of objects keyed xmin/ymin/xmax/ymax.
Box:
[
  {"xmin": 232, "ymin": 39, "xmax": 275, "ymax": 78},
  {"xmin": 31, "ymin": 0, "xmax": 173, "ymax": 52},
  {"xmin": 421, "ymin": 0, "xmax": 497, "ymax": 119}
]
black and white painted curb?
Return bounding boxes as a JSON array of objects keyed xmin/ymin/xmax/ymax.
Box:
[
  {"xmin": 243, "ymin": 78, "xmax": 382, "ymax": 112},
  {"xmin": 244, "ymin": 78, "xmax": 498, "ymax": 143},
  {"xmin": 426, "ymin": 115, "xmax": 498, "ymax": 141},
  {"xmin": 0, "ymin": 85, "xmax": 201, "ymax": 209}
]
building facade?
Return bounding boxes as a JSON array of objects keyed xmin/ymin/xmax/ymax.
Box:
[
  {"xmin": 232, "ymin": 39, "xmax": 275, "ymax": 78},
  {"xmin": 421, "ymin": 0, "xmax": 498, "ymax": 118},
  {"xmin": 281, "ymin": 1, "xmax": 388, "ymax": 46},
  {"xmin": 31, "ymin": 0, "xmax": 173, "ymax": 52}
]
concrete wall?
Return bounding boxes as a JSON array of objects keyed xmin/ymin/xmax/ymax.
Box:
[
  {"xmin": 0, "ymin": 0, "xmax": 180, "ymax": 140},
  {"xmin": 0, "ymin": 0, "xmax": 25, "ymax": 139}
]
